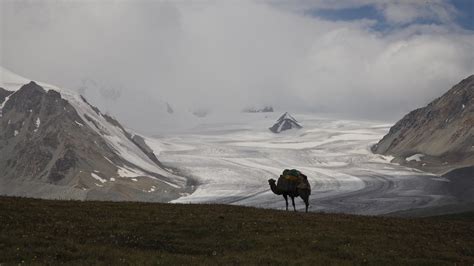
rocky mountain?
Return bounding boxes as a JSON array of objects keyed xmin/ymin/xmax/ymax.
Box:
[
  {"xmin": 243, "ymin": 106, "xmax": 274, "ymax": 113},
  {"xmin": 372, "ymin": 75, "xmax": 473, "ymax": 175},
  {"xmin": 269, "ymin": 112, "xmax": 302, "ymax": 133},
  {"xmin": 192, "ymin": 109, "xmax": 209, "ymax": 118},
  {"xmin": 166, "ymin": 102, "xmax": 174, "ymax": 114},
  {"xmin": 0, "ymin": 66, "xmax": 191, "ymax": 201}
]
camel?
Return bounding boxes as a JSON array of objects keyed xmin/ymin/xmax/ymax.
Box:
[{"xmin": 268, "ymin": 174, "xmax": 311, "ymax": 213}]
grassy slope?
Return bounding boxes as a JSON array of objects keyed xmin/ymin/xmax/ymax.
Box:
[{"xmin": 0, "ymin": 196, "xmax": 473, "ymax": 265}]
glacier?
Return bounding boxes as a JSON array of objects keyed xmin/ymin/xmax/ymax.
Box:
[{"xmin": 145, "ymin": 113, "xmax": 460, "ymax": 215}]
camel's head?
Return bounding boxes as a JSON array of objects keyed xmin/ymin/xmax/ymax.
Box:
[{"xmin": 268, "ymin": 178, "xmax": 276, "ymax": 185}]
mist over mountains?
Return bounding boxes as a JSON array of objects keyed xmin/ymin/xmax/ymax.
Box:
[{"xmin": 2, "ymin": 0, "xmax": 474, "ymax": 133}]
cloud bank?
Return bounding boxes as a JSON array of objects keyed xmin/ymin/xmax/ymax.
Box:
[{"xmin": 1, "ymin": 0, "xmax": 473, "ymax": 133}]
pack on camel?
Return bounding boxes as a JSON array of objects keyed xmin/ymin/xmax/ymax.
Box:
[{"xmin": 268, "ymin": 169, "xmax": 311, "ymax": 212}]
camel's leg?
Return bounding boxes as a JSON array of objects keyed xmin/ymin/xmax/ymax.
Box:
[
  {"xmin": 299, "ymin": 191, "xmax": 310, "ymax": 213},
  {"xmin": 303, "ymin": 196, "xmax": 309, "ymax": 213},
  {"xmin": 283, "ymin": 194, "xmax": 288, "ymax": 211},
  {"xmin": 291, "ymin": 196, "xmax": 296, "ymax": 212}
]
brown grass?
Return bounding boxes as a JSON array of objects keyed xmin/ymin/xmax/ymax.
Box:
[{"xmin": 0, "ymin": 196, "xmax": 473, "ymax": 265}]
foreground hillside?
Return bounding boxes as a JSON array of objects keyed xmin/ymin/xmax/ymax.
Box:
[{"xmin": 0, "ymin": 197, "xmax": 472, "ymax": 265}]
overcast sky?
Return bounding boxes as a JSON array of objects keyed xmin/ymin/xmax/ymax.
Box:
[{"xmin": 1, "ymin": 0, "xmax": 474, "ymax": 133}]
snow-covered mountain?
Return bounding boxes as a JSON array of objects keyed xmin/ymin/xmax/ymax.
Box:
[
  {"xmin": 373, "ymin": 75, "xmax": 473, "ymax": 176},
  {"xmin": 0, "ymin": 66, "xmax": 191, "ymax": 201},
  {"xmin": 243, "ymin": 106, "xmax": 274, "ymax": 113},
  {"xmin": 269, "ymin": 112, "xmax": 302, "ymax": 133}
]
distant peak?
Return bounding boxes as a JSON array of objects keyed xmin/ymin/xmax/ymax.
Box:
[
  {"xmin": 166, "ymin": 102, "xmax": 174, "ymax": 114},
  {"xmin": 270, "ymin": 112, "xmax": 302, "ymax": 133},
  {"xmin": 20, "ymin": 81, "xmax": 45, "ymax": 93},
  {"xmin": 277, "ymin": 112, "xmax": 297, "ymax": 123}
]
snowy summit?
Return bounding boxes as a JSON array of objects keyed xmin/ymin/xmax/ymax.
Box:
[{"xmin": 269, "ymin": 112, "xmax": 302, "ymax": 133}]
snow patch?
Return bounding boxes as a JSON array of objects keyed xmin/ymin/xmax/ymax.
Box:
[
  {"xmin": 33, "ymin": 117, "xmax": 41, "ymax": 133},
  {"xmin": 406, "ymin": 154, "xmax": 424, "ymax": 162},
  {"xmin": 371, "ymin": 155, "xmax": 395, "ymax": 163},
  {"xmin": 14, "ymin": 130, "xmax": 19, "ymax": 137},
  {"xmin": 110, "ymin": 177, "xmax": 116, "ymax": 182},
  {"xmin": 147, "ymin": 185, "xmax": 157, "ymax": 192},
  {"xmin": 131, "ymin": 178, "xmax": 138, "ymax": 182},
  {"xmin": 91, "ymin": 173, "xmax": 107, "ymax": 183},
  {"xmin": 0, "ymin": 95, "xmax": 12, "ymax": 117},
  {"xmin": 104, "ymin": 156, "xmax": 114, "ymax": 164},
  {"xmin": 75, "ymin": 121, "xmax": 84, "ymax": 127},
  {"xmin": 117, "ymin": 166, "xmax": 145, "ymax": 178}
]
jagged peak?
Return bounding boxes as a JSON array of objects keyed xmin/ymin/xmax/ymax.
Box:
[
  {"xmin": 277, "ymin": 112, "xmax": 297, "ymax": 123},
  {"xmin": 270, "ymin": 112, "xmax": 302, "ymax": 133},
  {"xmin": 18, "ymin": 81, "xmax": 44, "ymax": 92}
]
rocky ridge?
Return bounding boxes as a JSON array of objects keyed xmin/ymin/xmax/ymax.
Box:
[
  {"xmin": 0, "ymin": 67, "xmax": 192, "ymax": 201},
  {"xmin": 372, "ymin": 75, "xmax": 473, "ymax": 176}
]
